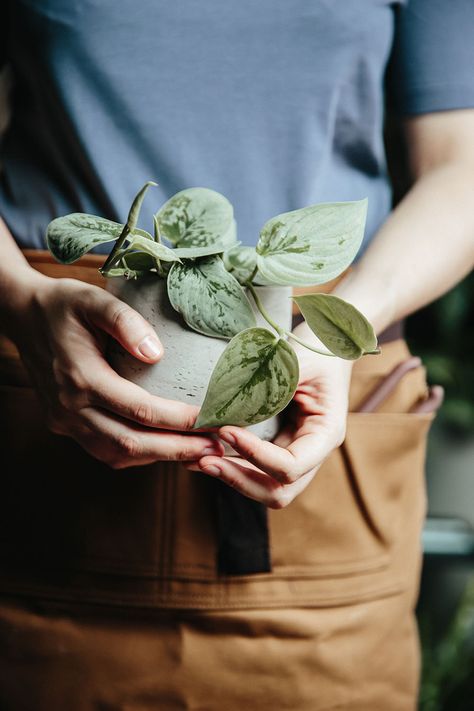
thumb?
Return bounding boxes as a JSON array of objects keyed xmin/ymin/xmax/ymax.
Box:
[{"xmin": 82, "ymin": 289, "xmax": 164, "ymax": 363}]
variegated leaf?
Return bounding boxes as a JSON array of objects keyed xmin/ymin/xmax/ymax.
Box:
[
  {"xmin": 155, "ymin": 187, "xmax": 236, "ymax": 248},
  {"xmin": 194, "ymin": 328, "xmax": 299, "ymax": 428},
  {"xmin": 256, "ymin": 199, "xmax": 368, "ymax": 286},
  {"xmin": 167, "ymin": 256, "xmax": 255, "ymax": 339}
]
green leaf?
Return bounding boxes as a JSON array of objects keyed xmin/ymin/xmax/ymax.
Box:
[
  {"xmin": 292, "ymin": 293, "xmax": 378, "ymax": 360},
  {"xmin": 155, "ymin": 187, "xmax": 236, "ymax": 248},
  {"xmin": 46, "ymin": 214, "xmax": 125, "ymax": 264},
  {"xmin": 194, "ymin": 328, "xmax": 299, "ymax": 428},
  {"xmin": 167, "ymin": 256, "xmax": 256, "ymax": 339},
  {"xmin": 256, "ymin": 199, "xmax": 368, "ymax": 286},
  {"xmin": 124, "ymin": 233, "xmax": 181, "ymax": 263}
]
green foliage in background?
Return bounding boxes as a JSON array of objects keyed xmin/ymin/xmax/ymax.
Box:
[
  {"xmin": 419, "ymin": 578, "xmax": 474, "ymax": 711},
  {"xmin": 406, "ymin": 272, "xmax": 474, "ymax": 435}
]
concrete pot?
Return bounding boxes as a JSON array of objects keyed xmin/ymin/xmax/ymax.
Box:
[{"xmin": 105, "ymin": 275, "xmax": 294, "ymax": 444}]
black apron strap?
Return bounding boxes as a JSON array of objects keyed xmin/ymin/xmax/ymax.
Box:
[{"xmin": 212, "ymin": 478, "xmax": 271, "ymax": 575}]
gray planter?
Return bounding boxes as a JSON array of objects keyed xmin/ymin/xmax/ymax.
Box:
[{"xmin": 105, "ymin": 275, "xmax": 294, "ymax": 446}]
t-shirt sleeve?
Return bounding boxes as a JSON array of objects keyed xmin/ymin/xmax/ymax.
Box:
[{"xmin": 388, "ymin": 0, "xmax": 474, "ymax": 116}]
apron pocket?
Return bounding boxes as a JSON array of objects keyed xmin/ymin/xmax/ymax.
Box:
[{"xmin": 269, "ymin": 410, "xmax": 434, "ymax": 578}]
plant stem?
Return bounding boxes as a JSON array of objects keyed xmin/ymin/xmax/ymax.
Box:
[
  {"xmin": 247, "ymin": 283, "xmax": 285, "ymax": 336},
  {"xmin": 153, "ymin": 215, "xmax": 164, "ymax": 275},
  {"xmin": 100, "ymin": 226, "xmax": 130, "ymax": 274},
  {"xmin": 247, "ymin": 278, "xmax": 336, "ymax": 356},
  {"xmin": 247, "ymin": 265, "xmax": 258, "ymax": 284},
  {"xmin": 285, "ymin": 330, "xmax": 336, "ymax": 357},
  {"xmin": 100, "ymin": 247, "xmax": 130, "ymax": 276}
]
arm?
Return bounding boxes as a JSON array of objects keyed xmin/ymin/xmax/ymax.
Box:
[
  {"xmin": 330, "ymin": 109, "xmax": 474, "ymax": 332},
  {"xmin": 186, "ymin": 109, "xmax": 474, "ymax": 507},
  {"xmin": 0, "ymin": 219, "xmax": 223, "ymax": 467}
]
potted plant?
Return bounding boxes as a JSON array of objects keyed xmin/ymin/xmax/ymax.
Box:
[{"xmin": 46, "ymin": 182, "xmax": 378, "ymax": 442}]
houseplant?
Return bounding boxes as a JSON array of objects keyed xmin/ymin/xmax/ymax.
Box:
[{"xmin": 46, "ymin": 182, "xmax": 378, "ymax": 438}]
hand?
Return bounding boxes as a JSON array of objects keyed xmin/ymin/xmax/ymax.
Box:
[
  {"xmin": 6, "ymin": 271, "xmax": 224, "ymax": 468},
  {"xmin": 186, "ymin": 328, "xmax": 353, "ymax": 508}
]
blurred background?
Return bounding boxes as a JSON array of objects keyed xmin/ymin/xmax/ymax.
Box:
[
  {"xmin": 405, "ymin": 278, "xmax": 474, "ymax": 711},
  {"xmin": 407, "ymin": 283, "xmax": 474, "ymax": 711},
  {"xmin": 1, "ymin": 64, "xmax": 473, "ymax": 709},
  {"xmin": 387, "ymin": 113, "xmax": 474, "ymax": 710}
]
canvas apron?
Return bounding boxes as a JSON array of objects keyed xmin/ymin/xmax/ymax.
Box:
[{"xmin": 0, "ymin": 250, "xmax": 436, "ymax": 710}]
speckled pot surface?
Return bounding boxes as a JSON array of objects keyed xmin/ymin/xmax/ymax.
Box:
[{"xmin": 105, "ymin": 275, "xmax": 293, "ymax": 443}]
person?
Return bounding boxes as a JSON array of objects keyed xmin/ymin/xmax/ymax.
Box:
[{"xmin": 0, "ymin": 1, "xmax": 473, "ymax": 709}]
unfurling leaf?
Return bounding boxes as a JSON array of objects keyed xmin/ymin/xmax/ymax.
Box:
[
  {"xmin": 293, "ymin": 293, "xmax": 378, "ymax": 359},
  {"xmin": 155, "ymin": 187, "xmax": 236, "ymax": 248},
  {"xmin": 194, "ymin": 328, "xmax": 299, "ymax": 428},
  {"xmin": 126, "ymin": 181, "xmax": 157, "ymax": 232},
  {"xmin": 46, "ymin": 214, "xmax": 125, "ymax": 264},
  {"xmin": 256, "ymin": 199, "xmax": 367, "ymax": 286},
  {"xmin": 167, "ymin": 256, "xmax": 256, "ymax": 339}
]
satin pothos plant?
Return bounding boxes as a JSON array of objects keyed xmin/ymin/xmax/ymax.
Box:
[{"xmin": 46, "ymin": 182, "xmax": 379, "ymax": 429}]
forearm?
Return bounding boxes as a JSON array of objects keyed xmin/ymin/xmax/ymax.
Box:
[
  {"xmin": 0, "ymin": 217, "xmax": 50, "ymax": 339},
  {"xmin": 329, "ymin": 160, "xmax": 474, "ymax": 335}
]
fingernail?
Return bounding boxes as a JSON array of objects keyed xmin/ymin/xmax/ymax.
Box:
[
  {"xmin": 138, "ymin": 336, "xmax": 162, "ymax": 359},
  {"xmin": 202, "ymin": 445, "xmax": 222, "ymax": 456},
  {"xmin": 202, "ymin": 465, "xmax": 221, "ymax": 477},
  {"xmin": 219, "ymin": 431, "xmax": 236, "ymax": 446}
]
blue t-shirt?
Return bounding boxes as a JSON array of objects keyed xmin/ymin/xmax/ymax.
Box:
[{"xmin": 1, "ymin": 0, "xmax": 474, "ymax": 255}]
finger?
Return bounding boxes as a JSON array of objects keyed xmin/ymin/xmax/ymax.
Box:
[
  {"xmin": 77, "ymin": 287, "xmax": 163, "ymax": 363},
  {"xmin": 189, "ymin": 454, "xmax": 319, "ymax": 508},
  {"xmin": 76, "ymin": 407, "xmax": 224, "ymax": 468},
  {"xmin": 86, "ymin": 362, "xmax": 202, "ymax": 431},
  {"xmin": 217, "ymin": 424, "xmax": 335, "ymax": 485}
]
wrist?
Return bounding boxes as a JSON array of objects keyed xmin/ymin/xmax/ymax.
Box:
[
  {"xmin": 0, "ymin": 265, "xmax": 53, "ymax": 342},
  {"xmin": 329, "ymin": 263, "xmax": 398, "ymax": 336}
]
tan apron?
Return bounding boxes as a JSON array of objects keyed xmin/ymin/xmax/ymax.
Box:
[{"xmin": 0, "ymin": 250, "xmax": 436, "ymax": 710}]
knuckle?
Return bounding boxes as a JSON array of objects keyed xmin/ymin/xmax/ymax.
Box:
[
  {"xmin": 51, "ymin": 355, "xmax": 67, "ymax": 387},
  {"xmin": 57, "ymin": 388, "xmax": 74, "ymax": 412},
  {"xmin": 332, "ymin": 423, "xmax": 347, "ymax": 449},
  {"xmin": 182, "ymin": 411, "xmax": 198, "ymax": 431},
  {"xmin": 45, "ymin": 412, "xmax": 64, "ymax": 435},
  {"xmin": 115, "ymin": 433, "xmax": 143, "ymax": 460},
  {"xmin": 67, "ymin": 365, "xmax": 90, "ymax": 394},
  {"xmin": 176, "ymin": 445, "xmax": 200, "ymax": 461},
  {"xmin": 108, "ymin": 457, "xmax": 129, "ymax": 471},
  {"xmin": 223, "ymin": 472, "xmax": 243, "ymax": 493},
  {"xmin": 268, "ymin": 488, "xmax": 292, "ymax": 510},
  {"xmin": 241, "ymin": 440, "xmax": 259, "ymax": 461},
  {"xmin": 111, "ymin": 304, "xmax": 140, "ymax": 333},
  {"xmin": 274, "ymin": 465, "xmax": 297, "ymax": 485},
  {"xmin": 131, "ymin": 401, "xmax": 158, "ymax": 427},
  {"xmin": 51, "ymin": 358, "xmax": 91, "ymax": 407}
]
